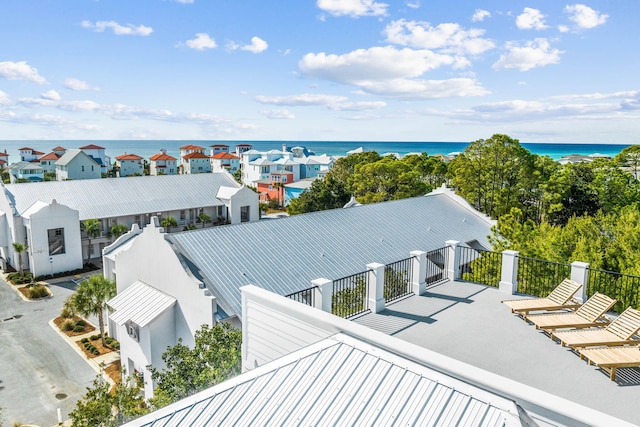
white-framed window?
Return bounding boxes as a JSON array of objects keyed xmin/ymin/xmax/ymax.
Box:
[{"xmin": 48, "ymin": 228, "xmax": 65, "ymax": 255}]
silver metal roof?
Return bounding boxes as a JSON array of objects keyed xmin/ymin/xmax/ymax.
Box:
[
  {"xmin": 108, "ymin": 280, "xmax": 176, "ymax": 327},
  {"xmin": 3, "ymin": 172, "xmax": 239, "ymax": 220},
  {"xmin": 126, "ymin": 333, "xmax": 520, "ymax": 427},
  {"xmin": 167, "ymin": 193, "xmax": 495, "ymax": 318}
]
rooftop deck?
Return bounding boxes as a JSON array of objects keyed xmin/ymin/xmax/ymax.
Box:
[{"xmin": 354, "ymin": 280, "xmax": 640, "ymax": 425}]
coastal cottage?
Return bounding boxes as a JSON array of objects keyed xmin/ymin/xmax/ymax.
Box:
[
  {"xmin": 79, "ymin": 144, "xmax": 110, "ymax": 174},
  {"xmin": 149, "ymin": 149, "xmax": 178, "ymax": 176},
  {"xmin": 0, "ymin": 173, "xmax": 259, "ymax": 277},
  {"xmin": 55, "ymin": 149, "xmax": 101, "ymax": 181},
  {"xmin": 8, "ymin": 161, "xmax": 44, "ymax": 183},
  {"xmin": 115, "ymin": 153, "xmax": 144, "ymax": 177},
  {"xmin": 179, "ymin": 144, "xmax": 211, "ymax": 174},
  {"xmin": 38, "ymin": 151, "xmax": 61, "ymax": 174},
  {"xmin": 104, "ymin": 188, "xmax": 495, "ymax": 398}
]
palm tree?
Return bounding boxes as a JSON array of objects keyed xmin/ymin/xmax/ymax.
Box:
[
  {"xmin": 71, "ymin": 275, "xmax": 116, "ymax": 348},
  {"xmin": 160, "ymin": 216, "xmax": 178, "ymax": 233},
  {"xmin": 273, "ymin": 182, "xmax": 285, "ymax": 209},
  {"xmin": 12, "ymin": 242, "xmax": 27, "ymax": 276},
  {"xmin": 197, "ymin": 212, "xmax": 211, "ymax": 228},
  {"xmin": 81, "ymin": 219, "xmax": 101, "ymax": 264},
  {"xmin": 109, "ymin": 223, "xmax": 128, "ymax": 241}
]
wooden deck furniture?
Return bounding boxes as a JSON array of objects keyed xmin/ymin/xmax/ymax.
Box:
[
  {"xmin": 502, "ymin": 278, "xmax": 582, "ymax": 316},
  {"xmin": 553, "ymin": 307, "xmax": 640, "ymax": 348},
  {"xmin": 525, "ymin": 293, "xmax": 616, "ymax": 332},
  {"xmin": 579, "ymin": 345, "xmax": 640, "ymax": 380}
]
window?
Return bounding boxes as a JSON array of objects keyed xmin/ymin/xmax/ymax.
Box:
[
  {"xmin": 180, "ymin": 210, "xmax": 185, "ymax": 220},
  {"xmin": 241, "ymin": 206, "xmax": 250, "ymax": 222},
  {"xmin": 91, "ymin": 165, "xmax": 94, "ymax": 171},
  {"xmin": 48, "ymin": 228, "xmax": 65, "ymax": 255},
  {"xmin": 282, "ymin": 177, "xmax": 287, "ymax": 182},
  {"xmin": 217, "ymin": 206, "xmax": 223, "ymax": 217},
  {"xmin": 81, "ymin": 166, "xmax": 85, "ymax": 172}
]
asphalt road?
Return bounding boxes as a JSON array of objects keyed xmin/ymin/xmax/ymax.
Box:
[{"xmin": 0, "ymin": 277, "xmax": 97, "ymax": 427}]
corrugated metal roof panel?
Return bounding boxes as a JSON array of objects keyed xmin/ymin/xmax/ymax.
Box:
[
  {"xmin": 108, "ymin": 281, "xmax": 176, "ymax": 327},
  {"xmin": 167, "ymin": 193, "xmax": 495, "ymax": 318},
  {"xmin": 4, "ymin": 172, "xmax": 239, "ymax": 220},
  {"xmin": 127, "ymin": 334, "xmax": 518, "ymax": 426}
]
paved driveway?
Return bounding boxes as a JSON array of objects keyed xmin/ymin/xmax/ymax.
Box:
[{"xmin": 0, "ymin": 277, "xmax": 97, "ymax": 426}]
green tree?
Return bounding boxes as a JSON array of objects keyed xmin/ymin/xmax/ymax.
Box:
[
  {"xmin": 197, "ymin": 213, "xmax": 211, "ymax": 228},
  {"xmin": 351, "ymin": 156, "xmax": 429, "ymax": 203},
  {"xmin": 12, "ymin": 242, "xmax": 28, "ymax": 276},
  {"xmin": 401, "ymin": 153, "xmax": 448, "ymax": 187},
  {"xmin": 160, "ymin": 216, "xmax": 178, "ymax": 233},
  {"xmin": 71, "ymin": 275, "xmax": 116, "ymax": 348},
  {"xmin": 148, "ymin": 323, "xmax": 241, "ymax": 405},
  {"xmin": 69, "ymin": 374, "xmax": 149, "ymax": 427},
  {"xmin": 449, "ymin": 134, "xmax": 537, "ymax": 219},
  {"xmin": 615, "ymin": 145, "xmax": 640, "ymax": 178},
  {"xmin": 81, "ymin": 219, "xmax": 101, "ymax": 264},
  {"xmin": 287, "ymin": 173, "xmax": 351, "ymax": 215},
  {"xmin": 109, "ymin": 223, "xmax": 129, "ymax": 241}
]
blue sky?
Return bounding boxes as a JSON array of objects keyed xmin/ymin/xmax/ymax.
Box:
[{"xmin": 0, "ymin": 1, "xmax": 638, "ymax": 143}]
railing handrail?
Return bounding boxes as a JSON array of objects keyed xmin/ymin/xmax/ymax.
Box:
[{"xmin": 586, "ymin": 266, "xmax": 640, "ymax": 280}]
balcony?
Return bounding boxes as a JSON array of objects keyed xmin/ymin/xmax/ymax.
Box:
[{"xmin": 285, "ymin": 242, "xmax": 640, "ymax": 425}]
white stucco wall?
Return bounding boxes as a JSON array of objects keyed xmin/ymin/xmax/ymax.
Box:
[
  {"xmin": 22, "ymin": 200, "xmax": 83, "ymax": 277},
  {"xmin": 111, "ymin": 218, "xmax": 217, "ymax": 396},
  {"xmin": 57, "ymin": 155, "xmax": 101, "ymax": 181},
  {"xmin": 225, "ymin": 187, "xmax": 260, "ymax": 224}
]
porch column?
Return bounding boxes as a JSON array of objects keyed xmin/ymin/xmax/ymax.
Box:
[
  {"xmin": 367, "ymin": 262, "xmax": 386, "ymax": 314},
  {"xmin": 410, "ymin": 250, "xmax": 427, "ymax": 295},
  {"xmin": 499, "ymin": 250, "xmax": 519, "ymax": 295},
  {"xmin": 312, "ymin": 278, "xmax": 333, "ymax": 313},
  {"xmin": 445, "ymin": 240, "xmax": 461, "ymax": 281},
  {"xmin": 570, "ymin": 261, "xmax": 590, "ymax": 303}
]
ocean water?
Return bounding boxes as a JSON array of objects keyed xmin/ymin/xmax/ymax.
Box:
[{"xmin": 0, "ymin": 140, "xmax": 633, "ymax": 161}]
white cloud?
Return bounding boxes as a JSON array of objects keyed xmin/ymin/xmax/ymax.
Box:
[
  {"xmin": 174, "ymin": 0, "xmax": 194, "ymax": 3},
  {"xmin": 185, "ymin": 33, "xmax": 217, "ymax": 50},
  {"xmin": 58, "ymin": 100, "xmax": 102, "ymax": 112},
  {"xmin": 558, "ymin": 25, "xmax": 570, "ymax": 33},
  {"xmin": 0, "ymin": 90, "xmax": 9, "ymax": 105},
  {"xmin": 565, "ymin": 4, "xmax": 608, "ymax": 30},
  {"xmin": 0, "ymin": 61, "xmax": 47, "ymax": 84},
  {"xmin": 329, "ymin": 101, "xmax": 386, "ymax": 111},
  {"xmin": 261, "ymin": 109, "xmax": 295, "ymax": 119},
  {"xmin": 493, "ymin": 38, "xmax": 563, "ymax": 71},
  {"xmin": 317, "ymin": 0, "xmax": 387, "ymax": 17},
  {"xmin": 64, "ymin": 78, "xmax": 98, "ymax": 91},
  {"xmin": 383, "ymin": 20, "xmax": 495, "ymax": 55},
  {"xmin": 81, "ymin": 20, "xmax": 153, "ymax": 36},
  {"xmin": 256, "ymin": 93, "xmax": 348, "ymax": 107},
  {"xmin": 41, "ymin": 90, "xmax": 60, "ymax": 101},
  {"xmin": 406, "ymin": 1, "xmax": 420, "ymax": 9},
  {"xmin": 241, "ymin": 36, "xmax": 268, "ymax": 53},
  {"xmin": 472, "ymin": 9, "xmax": 491, "ymax": 22},
  {"xmin": 516, "ymin": 7, "xmax": 548, "ymax": 30},
  {"xmin": 300, "ymin": 45, "xmax": 489, "ymax": 98}
]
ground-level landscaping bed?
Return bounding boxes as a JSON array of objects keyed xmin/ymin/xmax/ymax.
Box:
[
  {"xmin": 54, "ymin": 315, "xmax": 96, "ymax": 336},
  {"xmin": 76, "ymin": 333, "xmax": 120, "ymax": 359}
]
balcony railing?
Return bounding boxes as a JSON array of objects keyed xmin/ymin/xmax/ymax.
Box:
[
  {"xmin": 459, "ymin": 246, "xmax": 502, "ymax": 288},
  {"xmin": 425, "ymin": 247, "xmax": 448, "ymax": 285},
  {"xmin": 286, "ymin": 286, "xmax": 317, "ymax": 307},
  {"xmin": 587, "ymin": 268, "xmax": 640, "ymax": 314},
  {"xmin": 332, "ymin": 270, "xmax": 370, "ymax": 319},
  {"xmin": 517, "ymin": 256, "xmax": 571, "ymax": 298},
  {"xmin": 384, "ymin": 257, "xmax": 413, "ymax": 303}
]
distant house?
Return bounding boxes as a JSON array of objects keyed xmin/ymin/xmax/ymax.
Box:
[
  {"xmin": 296, "ymin": 154, "xmax": 334, "ymax": 179},
  {"xmin": 8, "ymin": 161, "xmax": 44, "ymax": 183},
  {"xmin": 51, "ymin": 146, "xmax": 66, "ymax": 156},
  {"xmin": 149, "ymin": 149, "xmax": 178, "ymax": 176},
  {"xmin": 256, "ymin": 171, "xmax": 294, "ymax": 205},
  {"xmin": 234, "ymin": 143, "xmax": 253, "ymax": 157},
  {"xmin": 18, "ymin": 147, "xmax": 45, "ymax": 162},
  {"xmin": 38, "ymin": 152, "xmax": 61, "ymax": 174},
  {"xmin": 179, "ymin": 144, "xmax": 211, "ymax": 174},
  {"xmin": 115, "ymin": 153, "xmax": 144, "ymax": 177},
  {"xmin": 210, "ymin": 152, "xmax": 240, "ymax": 173},
  {"xmin": 209, "ymin": 144, "xmax": 229, "ymax": 156},
  {"xmin": 0, "ymin": 151, "xmax": 9, "ymax": 170},
  {"xmin": 55, "ymin": 149, "xmax": 101, "ymax": 181},
  {"xmin": 79, "ymin": 144, "xmax": 110, "ymax": 174},
  {"xmin": 284, "ymin": 177, "xmax": 319, "ymax": 204}
]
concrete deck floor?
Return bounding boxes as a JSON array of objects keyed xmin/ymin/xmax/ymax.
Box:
[{"xmin": 354, "ymin": 280, "xmax": 640, "ymax": 426}]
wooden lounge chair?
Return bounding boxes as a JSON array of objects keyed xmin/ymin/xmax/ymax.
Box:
[
  {"xmin": 525, "ymin": 292, "xmax": 616, "ymax": 332},
  {"xmin": 579, "ymin": 345, "xmax": 640, "ymax": 380},
  {"xmin": 553, "ymin": 307, "xmax": 640, "ymax": 348},
  {"xmin": 502, "ymin": 278, "xmax": 582, "ymax": 316}
]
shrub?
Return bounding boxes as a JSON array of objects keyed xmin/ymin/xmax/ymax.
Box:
[
  {"xmin": 7, "ymin": 272, "xmax": 34, "ymax": 285},
  {"xmin": 27, "ymin": 284, "xmax": 49, "ymax": 299},
  {"xmin": 60, "ymin": 307, "xmax": 73, "ymax": 318},
  {"xmin": 76, "ymin": 319, "xmax": 86, "ymax": 327},
  {"xmin": 81, "ymin": 337, "xmax": 89, "ymax": 343},
  {"xmin": 73, "ymin": 325, "xmax": 85, "ymax": 333},
  {"xmin": 92, "ymin": 349, "xmax": 100, "ymax": 355},
  {"xmin": 61, "ymin": 319, "xmax": 75, "ymax": 331},
  {"xmin": 113, "ymin": 341, "xmax": 120, "ymax": 349},
  {"xmin": 90, "ymin": 334, "xmax": 100, "ymax": 341}
]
